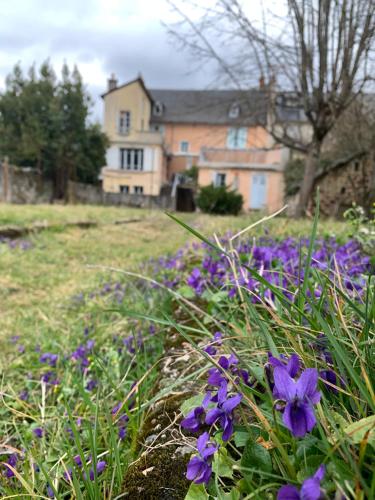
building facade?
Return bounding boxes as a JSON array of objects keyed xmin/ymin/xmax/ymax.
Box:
[{"xmin": 101, "ymin": 76, "xmax": 290, "ymax": 212}]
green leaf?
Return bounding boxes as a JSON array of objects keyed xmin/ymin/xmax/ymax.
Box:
[
  {"xmin": 234, "ymin": 429, "xmax": 251, "ymax": 448},
  {"xmin": 345, "ymin": 415, "xmax": 375, "ymax": 447},
  {"xmin": 240, "ymin": 440, "xmax": 272, "ymax": 477},
  {"xmin": 331, "ymin": 411, "xmax": 349, "ymax": 430},
  {"xmin": 180, "ymin": 394, "xmax": 204, "ymax": 416},
  {"xmin": 210, "ymin": 291, "xmax": 228, "ymax": 304},
  {"xmin": 184, "ymin": 482, "xmax": 209, "ymax": 500},
  {"xmin": 296, "ymin": 435, "xmax": 319, "ymax": 460},
  {"xmin": 218, "ymin": 488, "xmax": 241, "ymax": 500},
  {"xmin": 212, "ymin": 449, "xmax": 234, "ymax": 479},
  {"xmin": 177, "ymin": 285, "xmax": 196, "ymax": 299}
]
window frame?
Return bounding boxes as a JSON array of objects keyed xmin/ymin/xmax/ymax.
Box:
[
  {"xmin": 180, "ymin": 141, "xmax": 189, "ymax": 153},
  {"xmin": 227, "ymin": 127, "xmax": 247, "ymax": 149},
  {"xmin": 228, "ymin": 103, "xmax": 240, "ymax": 118},
  {"xmin": 119, "ymin": 185, "xmax": 129, "ymax": 194},
  {"xmin": 120, "ymin": 148, "xmax": 144, "ymax": 171},
  {"xmin": 214, "ymin": 172, "xmax": 226, "ymax": 187},
  {"xmin": 153, "ymin": 101, "xmax": 163, "ymax": 116},
  {"xmin": 118, "ymin": 110, "xmax": 131, "ymax": 135},
  {"xmin": 133, "ymin": 185, "xmax": 144, "ymax": 194}
]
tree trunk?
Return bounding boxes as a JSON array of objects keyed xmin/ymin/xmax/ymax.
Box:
[
  {"xmin": 295, "ymin": 141, "xmax": 322, "ymax": 218},
  {"xmin": 366, "ymin": 151, "xmax": 375, "ymax": 216}
]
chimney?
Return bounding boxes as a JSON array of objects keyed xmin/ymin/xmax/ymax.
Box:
[
  {"xmin": 259, "ymin": 75, "xmax": 265, "ymax": 89},
  {"xmin": 108, "ymin": 73, "xmax": 117, "ymax": 91}
]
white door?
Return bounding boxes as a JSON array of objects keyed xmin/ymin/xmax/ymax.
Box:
[{"xmin": 250, "ymin": 174, "xmax": 267, "ymax": 209}]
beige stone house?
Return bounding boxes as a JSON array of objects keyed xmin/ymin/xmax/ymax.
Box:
[{"xmin": 101, "ymin": 76, "xmax": 293, "ymax": 211}]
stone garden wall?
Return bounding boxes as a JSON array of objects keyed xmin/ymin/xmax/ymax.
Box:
[{"xmin": 0, "ymin": 162, "xmax": 175, "ymax": 210}]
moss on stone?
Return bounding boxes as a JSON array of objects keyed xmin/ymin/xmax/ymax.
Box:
[
  {"xmin": 137, "ymin": 392, "xmax": 193, "ymax": 451},
  {"xmin": 122, "ymin": 447, "xmax": 190, "ymax": 500}
]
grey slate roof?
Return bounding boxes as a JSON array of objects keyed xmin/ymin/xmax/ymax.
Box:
[{"xmin": 149, "ymin": 89, "xmax": 268, "ymax": 126}]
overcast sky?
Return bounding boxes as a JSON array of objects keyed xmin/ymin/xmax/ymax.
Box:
[
  {"xmin": 0, "ymin": 0, "xmax": 286, "ymax": 122},
  {"xmin": 0, "ymin": 0, "xmax": 224, "ymax": 122}
]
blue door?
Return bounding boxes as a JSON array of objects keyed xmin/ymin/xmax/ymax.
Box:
[{"xmin": 250, "ymin": 174, "xmax": 267, "ymax": 209}]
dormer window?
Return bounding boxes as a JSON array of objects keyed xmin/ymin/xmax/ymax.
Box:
[
  {"xmin": 229, "ymin": 103, "xmax": 240, "ymax": 118},
  {"xmin": 153, "ymin": 101, "xmax": 163, "ymax": 116}
]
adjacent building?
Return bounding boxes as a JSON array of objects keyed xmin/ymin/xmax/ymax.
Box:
[{"xmin": 101, "ymin": 75, "xmax": 291, "ymax": 212}]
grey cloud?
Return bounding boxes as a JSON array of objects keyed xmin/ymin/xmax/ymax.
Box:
[{"xmin": 0, "ymin": 0, "xmax": 217, "ymax": 121}]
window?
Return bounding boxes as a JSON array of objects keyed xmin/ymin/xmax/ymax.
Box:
[
  {"xmin": 118, "ymin": 111, "xmax": 131, "ymax": 134},
  {"xmin": 120, "ymin": 148, "xmax": 144, "ymax": 171},
  {"xmin": 228, "ymin": 103, "xmax": 240, "ymax": 118},
  {"xmin": 214, "ymin": 173, "xmax": 226, "ymax": 187},
  {"xmin": 150, "ymin": 124, "xmax": 165, "ymax": 135},
  {"xmin": 133, "ymin": 186, "xmax": 144, "ymax": 194},
  {"xmin": 227, "ymin": 127, "xmax": 247, "ymax": 149},
  {"xmin": 180, "ymin": 141, "xmax": 189, "ymax": 153},
  {"xmin": 120, "ymin": 185, "xmax": 129, "ymax": 194},
  {"xmin": 153, "ymin": 101, "xmax": 163, "ymax": 116}
]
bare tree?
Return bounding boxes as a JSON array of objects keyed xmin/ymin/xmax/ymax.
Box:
[{"xmin": 166, "ymin": 0, "xmax": 375, "ymax": 216}]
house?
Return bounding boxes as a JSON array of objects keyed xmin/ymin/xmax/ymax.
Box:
[{"xmin": 101, "ymin": 75, "xmax": 291, "ymax": 212}]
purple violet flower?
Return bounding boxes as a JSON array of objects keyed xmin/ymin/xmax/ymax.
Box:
[
  {"xmin": 268, "ymin": 353, "xmax": 301, "ymax": 378},
  {"xmin": 73, "ymin": 455, "xmax": 83, "ymax": 467},
  {"xmin": 186, "ymin": 432, "xmax": 218, "ymax": 484},
  {"xmin": 46, "ymin": 485, "xmax": 54, "ymax": 498},
  {"xmin": 119, "ymin": 426, "xmax": 127, "ymax": 440},
  {"xmin": 273, "ymin": 367, "xmax": 321, "ymax": 438},
  {"xmin": 205, "ymin": 382, "xmax": 242, "ymax": 441},
  {"xmin": 85, "ymin": 460, "xmax": 106, "ymax": 481},
  {"xmin": 204, "ymin": 332, "xmax": 223, "ymax": 356},
  {"xmin": 181, "ymin": 392, "xmax": 212, "ymax": 433},
  {"xmin": 4, "ymin": 454, "xmax": 18, "ymax": 478},
  {"xmin": 86, "ymin": 379, "xmax": 97, "ymax": 391},
  {"xmin": 33, "ymin": 427, "xmax": 44, "ymax": 438},
  {"xmin": 207, "ymin": 354, "xmax": 238, "ymax": 387},
  {"xmin": 39, "ymin": 353, "xmax": 58, "ymax": 367},
  {"xmin": 63, "ymin": 468, "xmax": 72, "ymax": 481},
  {"xmin": 277, "ymin": 464, "xmax": 325, "ymax": 500},
  {"xmin": 19, "ymin": 389, "xmax": 29, "ymax": 401}
]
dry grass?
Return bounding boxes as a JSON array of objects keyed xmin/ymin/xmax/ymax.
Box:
[{"xmin": 0, "ymin": 204, "xmax": 349, "ymax": 344}]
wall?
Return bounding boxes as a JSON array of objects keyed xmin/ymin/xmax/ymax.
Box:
[
  {"xmin": 103, "ymin": 80, "xmax": 151, "ymax": 141},
  {"xmin": 198, "ymin": 167, "xmax": 284, "ymax": 213},
  {"xmin": 0, "ymin": 164, "xmax": 53, "ymax": 203},
  {"xmin": 312, "ymin": 157, "xmax": 374, "ymax": 217},
  {"xmin": 70, "ymin": 182, "xmax": 174, "ymax": 210},
  {"xmin": 164, "ymin": 123, "xmax": 271, "ymax": 179},
  {"xmin": 102, "ymin": 163, "xmax": 163, "ymax": 196},
  {"xmin": 163, "ymin": 123, "xmax": 270, "ymax": 155},
  {"xmin": 0, "ymin": 163, "xmax": 175, "ymax": 210}
]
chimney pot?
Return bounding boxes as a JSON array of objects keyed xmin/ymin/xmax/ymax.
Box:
[{"xmin": 108, "ymin": 73, "xmax": 118, "ymax": 91}]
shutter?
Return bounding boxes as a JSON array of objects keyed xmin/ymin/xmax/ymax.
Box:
[
  {"xmin": 106, "ymin": 147, "xmax": 119, "ymax": 168},
  {"xmin": 143, "ymin": 148, "xmax": 153, "ymax": 171}
]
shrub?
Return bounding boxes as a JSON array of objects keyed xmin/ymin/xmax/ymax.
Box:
[
  {"xmin": 184, "ymin": 165, "xmax": 198, "ymax": 184},
  {"xmin": 196, "ymin": 184, "xmax": 243, "ymax": 215}
]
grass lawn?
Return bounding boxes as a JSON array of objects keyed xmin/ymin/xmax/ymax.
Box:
[
  {"xmin": 0, "ymin": 203, "xmax": 372, "ymax": 499},
  {"xmin": 0, "ymin": 204, "xmax": 349, "ymax": 344}
]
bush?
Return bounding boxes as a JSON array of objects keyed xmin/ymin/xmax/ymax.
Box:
[{"xmin": 196, "ymin": 184, "xmax": 243, "ymax": 215}]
